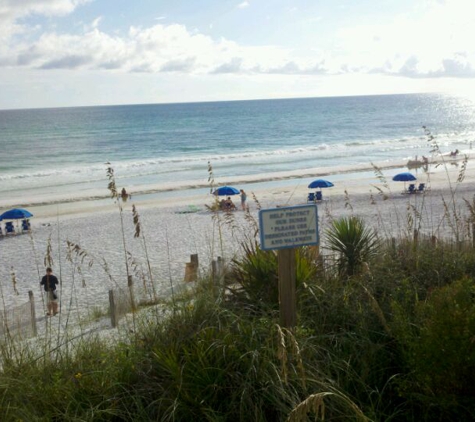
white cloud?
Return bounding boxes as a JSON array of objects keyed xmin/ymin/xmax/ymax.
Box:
[
  {"xmin": 0, "ymin": 0, "xmax": 90, "ymax": 19},
  {"xmin": 91, "ymin": 16, "xmax": 102, "ymax": 28},
  {"xmin": 237, "ymin": 1, "xmax": 250, "ymax": 9},
  {"xmin": 0, "ymin": 0, "xmax": 90, "ymax": 46},
  {"xmin": 1, "ymin": 0, "xmax": 475, "ymax": 81},
  {"xmin": 211, "ymin": 57, "xmax": 243, "ymax": 73},
  {"xmin": 334, "ymin": 0, "xmax": 475, "ymax": 79},
  {"xmin": 1, "ymin": 19, "xmax": 320, "ymax": 76}
]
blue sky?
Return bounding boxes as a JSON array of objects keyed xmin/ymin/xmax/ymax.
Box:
[{"xmin": 1, "ymin": 0, "xmax": 475, "ymax": 109}]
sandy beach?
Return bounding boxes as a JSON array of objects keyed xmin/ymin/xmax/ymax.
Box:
[{"xmin": 1, "ymin": 153, "xmax": 474, "ymax": 338}]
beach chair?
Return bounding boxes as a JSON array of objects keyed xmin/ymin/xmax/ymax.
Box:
[
  {"xmin": 418, "ymin": 183, "xmax": 426, "ymax": 193},
  {"xmin": 22, "ymin": 219, "xmax": 31, "ymax": 233},
  {"xmin": 307, "ymin": 192, "xmax": 315, "ymax": 202},
  {"xmin": 408, "ymin": 184, "xmax": 416, "ymax": 194},
  {"xmin": 316, "ymin": 191, "xmax": 323, "ymax": 201},
  {"xmin": 5, "ymin": 222, "xmax": 15, "ymax": 235}
]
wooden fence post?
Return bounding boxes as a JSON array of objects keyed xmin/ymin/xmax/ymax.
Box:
[
  {"xmin": 28, "ymin": 290, "xmax": 37, "ymax": 337},
  {"xmin": 211, "ymin": 259, "xmax": 217, "ymax": 283},
  {"xmin": 109, "ymin": 290, "xmax": 118, "ymax": 328},
  {"xmin": 413, "ymin": 229, "xmax": 419, "ymax": 244},
  {"xmin": 128, "ymin": 275, "xmax": 136, "ymax": 311},
  {"xmin": 217, "ymin": 256, "xmax": 224, "ymax": 283},
  {"xmin": 190, "ymin": 254, "xmax": 199, "ymax": 270},
  {"xmin": 184, "ymin": 254, "xmax": 199, "ymax": 282},
  {"xmin": 184, "ymin": 263, "xmax": 194, "ymax": 282}
]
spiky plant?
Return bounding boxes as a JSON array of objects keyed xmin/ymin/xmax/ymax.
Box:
[{"xmin": 325, "ymin": 216, "xmax": 379, "ymax": 277}]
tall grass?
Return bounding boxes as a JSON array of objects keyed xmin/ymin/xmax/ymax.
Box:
[{"xmin": 3, "ymin": 232, "xmax": 475, "ymax": 420}]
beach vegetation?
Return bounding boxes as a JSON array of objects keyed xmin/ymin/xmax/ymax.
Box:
[
  {"xmin": 226, "ymin": 238, "xmax": 318, "ymax": 312},
  {"xmin": 1, "ymin": 228, "xmax": 475, "ymax": 420},
  {"xmin": 3, "ymin": 154, "xmax": 475, "ymax": 421},
  {"xmin": 325, "ymin": 216, "xmax": 379, "ymax": 277}
]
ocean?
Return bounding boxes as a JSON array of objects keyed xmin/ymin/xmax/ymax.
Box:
[{"xmin": 1, "ymin": 93, "xmax": 475, "ymax": 207}]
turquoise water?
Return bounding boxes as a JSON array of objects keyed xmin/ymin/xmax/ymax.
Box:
[{"xmin": 1, "ymin": 93, "xmax": 475, "ymax": 206}]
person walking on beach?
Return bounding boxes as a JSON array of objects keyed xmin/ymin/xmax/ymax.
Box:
[
  {"xmin": 240, "ymin": 189, "xmax": 247, "ymax": 211},
  {"xmin": 40, "ymin": 267, "xmax": 59, "ymax": 316}
]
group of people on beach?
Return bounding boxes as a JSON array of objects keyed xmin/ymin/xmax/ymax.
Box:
[{"xmin": 219, "ymin": 189, "xmax": 247, "ymax": 212}]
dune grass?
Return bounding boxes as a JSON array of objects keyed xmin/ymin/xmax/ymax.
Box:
[{"xmin": 0, "ymin": 229, "xmax": 474, "ymax": 421}]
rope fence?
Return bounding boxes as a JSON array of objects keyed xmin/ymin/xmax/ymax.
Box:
[
  {"xmin": 0, "ymin": 290, "xmax": 37, "ymax": 342},
  {"xmin": 0, "ymin": 251, "xmax": 343, "ymax": 337}
]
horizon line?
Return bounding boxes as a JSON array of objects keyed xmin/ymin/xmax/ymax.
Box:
[{"xmin": 0, "ymin": 91, "xmax": 441, "ymax": 113}]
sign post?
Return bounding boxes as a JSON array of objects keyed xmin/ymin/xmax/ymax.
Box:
[
  {"xmin": 277, "ymin": 248, "xmax": 296, "ymax": 328},
  {"xmin": 259, "ymin": 204, "xmax": 319, "ymax": 328}
]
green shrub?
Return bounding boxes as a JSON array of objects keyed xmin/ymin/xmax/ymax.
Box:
[
  {"xmin": 325, "ymin": 216, "xmax": 379, "ymax": 277},
  {"xmin": 226, "ymin": 241, "xmax": 317, "ymax": 311},
  {"xmin": 393, "ymin": 277, "xmax": 475, "ymax": 420}
]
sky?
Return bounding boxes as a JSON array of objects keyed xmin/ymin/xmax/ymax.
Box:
[{"xmin": 2, "ymin": 0, "xmax": 475, "ymax": 109}]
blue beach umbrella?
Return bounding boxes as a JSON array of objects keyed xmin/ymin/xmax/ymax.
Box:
[
  {"xmin": 392, "ymin": 172, "xmax": 417, "ymax": 182},
  {"xmin": 0, "ymin": 208, "xmax": 33, "ymax": 221},
  {"xmin": 392, "ymin": 172, "xmax": 417, "ymax": 191},
  {"xmin": 308, "ymin": 179, "xmax": 334, "ymax": 190},
  {"xmin": 213, "ymin": 186, "xmax": 240, "ymax": 196}
]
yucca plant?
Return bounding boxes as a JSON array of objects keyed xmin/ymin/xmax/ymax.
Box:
[
  {"xmin": 325, "ymin": 216, "xmax": 379, "ymax": 277},
  {"xmin": 227, "ymin": 238, "xmax": 317, "ymax": 310}
]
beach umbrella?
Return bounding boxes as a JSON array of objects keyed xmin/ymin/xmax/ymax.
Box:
[
  {"xmin": 392, "ymin": 172, "xmax": 417, "ymax": 182},
  {"xmin": 308, "ymin": 179, "xmax": 334, "ymax": 190},
  {"xmin": 392, "ymin": 172, "xmax": 417, "ymax": 191},
  {"xmin": 213, "ymin": 186, "xmax": 240, "ymax": 196},
  {"xmin": 0, "ymin": 208, "xmax": 33, "ymax": 221}
]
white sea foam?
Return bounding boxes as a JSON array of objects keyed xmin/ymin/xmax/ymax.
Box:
[{"xmin": 2, "ymin": 95, "xmax": 475, "ymax": 211}]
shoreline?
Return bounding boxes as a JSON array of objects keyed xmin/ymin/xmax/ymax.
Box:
[{"xmin": 1, "ymin": 152, "xmax": 471, "ymax": 222}]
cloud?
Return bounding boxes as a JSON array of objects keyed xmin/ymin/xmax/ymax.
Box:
[
  {"xmin": 91, "ymin": 16, "xmax": 102, "ymax": 29},
  {"xmin": 436, "ymin": 57, "xmax": 475, "ymax": 78},
  {"xmin": 374, "ymin": 54, "xmax": 475, "ymax": 79},
  {"xmin": 2, "ymin": 0, "xmax": 475, "ymax": 81},
  {"xmin": 40, "ymin": 54, "xmax": 92, "ymax": 69},
  {"xmin": 0, "ymin": 0, "xmax": 90, "ymax": 46},
  {"xmin": 160, "ymin": 57, "xmax": 196, "ymax": 72},
  {"xmin": 0, "ymin": 0, "xmax": 90, "ymax": 19},
  {"xmin": 265, "ymin": 60, "xmax": 327, "ymax": 75},
  {"xmin": 237, "ymin": 1, "xmax": 250, "ymax": 9},
  {"xmin": 332, "ymin": 0, "xmax": 475, "ymax": 80},
  {"xmin": 397, "ymin": 56, "xmax": 420, "ymax": 78},
  {"xmin": 211, "ymin": 57, "xmax": 243, "ymax": 73},
  {"xmin": 1, "ymin": 20, "xmax": 310, "ymax": 76},
  {"xmin": 0, "ymin": 0, "xmax": 90, "ymax": 30}
]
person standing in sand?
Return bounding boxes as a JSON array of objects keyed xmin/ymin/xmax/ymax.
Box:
[
  {"xmin": 40, "ymin": 267, "xmax": 59, "ymax": 316},
  {"xmin": 240, "ymin": 189, "xmax": 247, "ymax": 211}
]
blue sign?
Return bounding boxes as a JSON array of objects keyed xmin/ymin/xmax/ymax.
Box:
[{"xmin": 259, "ymin": 204, "xmax": 319, "ymax": 251}]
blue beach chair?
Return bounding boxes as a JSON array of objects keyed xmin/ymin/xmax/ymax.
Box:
[
  {"xmin": 418, "ymin": 183, "xmax": 425, "ymax": 193},
  {"xmin": 307, "ymin": 192, "xmax": 315, "ymax": 202},
  {"xmin": 316, "ymin": 191, "xmax": 323, "ymax": 201},
  {"xmin": 408, "ymin": 184, "xmax": 416, "ymax": 194},
  {"xmin": 5, "ymin": 222, "xmax": 15, "ymax": 235},
  {"xmin": 22, "ymin": 219, "xmax": 31, "ymax": 233}
]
